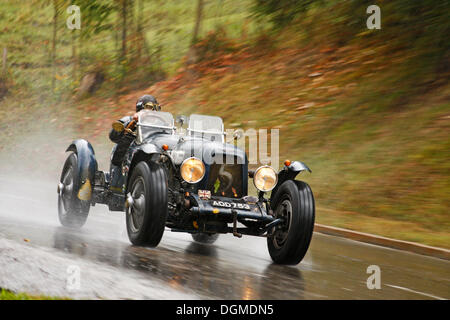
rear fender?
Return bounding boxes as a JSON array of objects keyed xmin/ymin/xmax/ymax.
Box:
[
  {"xmin": 270, "ymin": 161, "xmax": 311, "ymax": 202},
  {"xmin": 66, "ymin": 139, "xmax": 98, "ymax": 201}
]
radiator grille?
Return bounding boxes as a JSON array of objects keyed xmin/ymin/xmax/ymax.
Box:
[{"xmin": 206, "ymin": 157, "xmax": 243, "ymax": 198}]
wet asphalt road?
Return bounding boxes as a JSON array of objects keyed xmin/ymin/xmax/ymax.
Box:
[{"xmin": 0, "ymin": 176, "xmax": 448, "ymax": 300}]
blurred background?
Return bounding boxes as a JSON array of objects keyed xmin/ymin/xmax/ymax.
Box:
[{"xmin": 0, "ymin": 0, "xmax": 448, "ymax": 248}]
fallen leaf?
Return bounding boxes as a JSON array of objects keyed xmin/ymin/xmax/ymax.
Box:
[
  {"xmin": 308, "ymin": 72, "xmax": 323, "ymax": 78},
  {"xmin": 296, "ymin": 102, "xmax": 315, "ymax": 111}
]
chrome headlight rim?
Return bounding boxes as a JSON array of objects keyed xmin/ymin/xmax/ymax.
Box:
[
  {"xmin": 180, "ymin": 157, "xmax": 205, "ymax": 184},
  {"xmin": 253, "ymin": 165, "xmax": 278, "ymax": 192}
]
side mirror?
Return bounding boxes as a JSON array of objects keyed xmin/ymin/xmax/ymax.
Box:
[
  {"xmin": 112, "ymin": 121, "xmax": 125, "ymax": 133},
  {"xmin": 176, "ymin": 115, "xmax": 188, "ymax": 127}
]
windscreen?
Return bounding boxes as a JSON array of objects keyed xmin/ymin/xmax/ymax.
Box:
[
  {"xmin": 139, "ymin": 110, "xmax": 174, "ymax": 127},
  {"xmin": 188, "ymin": 114, "xmax": 224, "ymax": 142},
  {"xmin": 138, "ymin": 110, "xmax": 174, "ymax": 140}
]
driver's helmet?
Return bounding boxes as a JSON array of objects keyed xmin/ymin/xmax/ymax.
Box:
[{"xmin": 136, "ymin": 94, "xmax": 161, "ymax": 112}]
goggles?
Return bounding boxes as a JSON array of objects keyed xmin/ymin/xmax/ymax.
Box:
[{"xmin": 137, "ymin": 101, "xmax": 161, "ymax": 111}]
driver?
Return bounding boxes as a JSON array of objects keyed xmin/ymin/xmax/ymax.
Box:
[{"xmin": 110, "ymin": 94, "xmax": 161, "ymax": 166}]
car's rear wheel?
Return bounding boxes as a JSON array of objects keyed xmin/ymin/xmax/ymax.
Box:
[
  {"xmin": 126, "ymin": 161, "xmax": 168, "ymax": 247},
  {"xmin": 267, "ymin": 180, "xmax": 315, "ymax": 265},
  {"xmin": 58, "ymin": 153, "xmax": 90, "ymax": 228},
  {"xmin": 191, "ymin": 233, "xmax": 219, "ymax": 244}
]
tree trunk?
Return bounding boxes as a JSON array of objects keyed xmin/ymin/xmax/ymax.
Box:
[
  {"xmin": 72, "ymin": 31, "xmax": 78, "ymax": 83},
  {"xmin": 241, "ymin": 18, "xmax": 249, "ymax": 41},
  {"xmin": 136, "ymin": 0, "xmax": 143, "ymax": 61},
  {"xmin": 191, "ymin": 0, "xmax": 204, "ymax": 45},
  {"xmin": 78, "ymin": 32, "xmax": 83, "ymax": 76},
  {"xmin": 2, "ymin": 47, "xmax": 6, "ymax": 78},
  {"xmin": 51, "ymin": 0, "xmax": 58, "ymax": 92},
  {"xmin": 128, "ymin": 0, "xmax": 137, "ymax": 63},
  {"xmin": 121, "ymin": 0, "xmax": 128, "ymax": 62}
]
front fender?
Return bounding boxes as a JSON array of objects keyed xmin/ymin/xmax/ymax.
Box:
[
  {"xmin": 270, "ymin": 161, "xmax": 311, "ymax": 202},
  {"xmin": 123, "ymin": 143, "xmax": 174, "ymax": 192},
  {"xmin": 66, "ymin": 139, "xmax": 97, "ymax": 201},
  {"xmin": 140, "ymin": 143, "xmax": 160, "ymax": 154}
]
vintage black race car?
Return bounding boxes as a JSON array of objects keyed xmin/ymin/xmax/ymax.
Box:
[{"xmin": 57, "ymin": 110, "xmax": 315, "ymax": 264}]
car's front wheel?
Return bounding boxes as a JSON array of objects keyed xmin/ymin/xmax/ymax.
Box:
[
  {"xmin": 126, "ymin": 161, "xmax": 168, "ymax": 247},
  {"xmin": 267, "ymin": 180, "xmax": 315, "ymax": 265}
]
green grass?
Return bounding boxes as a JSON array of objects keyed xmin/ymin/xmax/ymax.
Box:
[{"xmin": 0, "ymin": 288, "xmax": 66, "ymax": 300}]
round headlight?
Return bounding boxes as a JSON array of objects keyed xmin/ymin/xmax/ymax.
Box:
[
  {"xmin": 180, "ymin": 157, "xmax": 205, "ymax": 183},
  {"xmin": 253, "ymin": 166, "xmax": 278, "ymax": 192}
]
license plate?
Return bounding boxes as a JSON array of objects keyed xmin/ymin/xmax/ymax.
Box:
[{"xmin": 211, "ymin": 200, "xmax": 251, "ymax": 210}]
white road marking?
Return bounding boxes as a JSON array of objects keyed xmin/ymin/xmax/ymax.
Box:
[{"xmin": 385, "ymin": 284, "xmax": 446, "ymax": 300}]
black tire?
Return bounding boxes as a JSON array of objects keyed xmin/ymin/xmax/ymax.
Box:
[
  {"xmin": 126, "ymin": 161, "xmax": 168, "ymax": 247},
  {"xmin": 58, "ymin": 153, "xmax": 90, "ymax": 228},
  {"xmin": 191, "ymin": 233, "xmax": 219, "ymax": 244},
  {"xmin": 267, "ymin": 180, "xmax": 315, "ymax": 265}
]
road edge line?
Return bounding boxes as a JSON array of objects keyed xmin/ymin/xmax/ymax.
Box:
[{"xmin": 314, "ymin": 223, "xmax": 450, "ymax": 261}]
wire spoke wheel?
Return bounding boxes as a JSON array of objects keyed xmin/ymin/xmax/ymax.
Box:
[
  {"xmin": 57, "ymin": 153, "xmax": 89, "ymax": 228},
  {"xmin": 129, "ymin": 177, "xmax": 146, "ymax": 233},
  {"xmin": 60, "ymin": 165, "xmax": 75, "ymax": 213}
]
